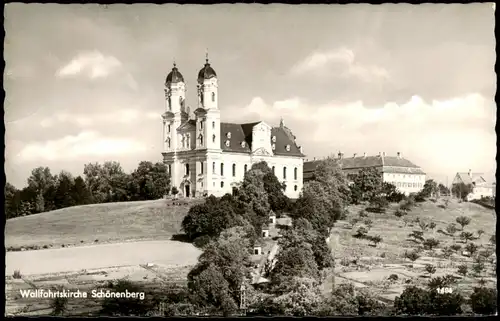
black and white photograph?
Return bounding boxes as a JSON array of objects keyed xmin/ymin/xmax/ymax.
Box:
[{"xmin": 4, "ymin": 3, "xmax": 497, "ymax": 317}]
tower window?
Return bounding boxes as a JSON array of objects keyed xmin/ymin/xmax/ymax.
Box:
[
  {"xmin": 244, "ymin": 164, "xmax": 248, "ymax": 173},
  {"xmin": 200, "ymin": 121, "xmax": 204, "ymax": 130},
  {"xmin": 212, "ymin": 121, "xmax": 215, "ymax": 129},
  {"xmin": 198, "ymin": 134, "xmax": 204, "ymax": 146},
  {"xmin": 200, "ymin": 161, "xmax": 204, "ymax": 174},
  {"xmin": 167, "ymin": 164, "xmax": 171, "ymax": 174},
  {"xmin": 283, "ymin": 167, "xmax": 287, "ymax": 180},
  {"xmin": 221, "ymin": 163, "xmax": 224, "ymax": 176},
  {"xmin": 212, "ymin": 92, "xmax": 215, "ymax": 102},
  {"xmin": 272, "ymin": 166, "xmax": 275, "ymax": 175},
  {"xmin": 272, "ymin": 136, "xmax": 276, "ymax": 143},
  {"xmin": 294, "ymin": 167, "xmax": 298, "ymax": 180},
  {"xmin": 213, "ymin": 162, "xmax": 216, "ymax": 174},
  {"xmin": 185, "ymin": 164, "xmax": 190, "ymax": 176},
  {"xmin": 225, "ymin": 140, "xmax": 230, "ymax": 147},
  {"xmin": 166, "ymin": 138, "xmax": 171, "ymax": 148},
  {"xmin": 212, "ymin": 134, "xmax": 216, "ymax": 143},
  {"xmin": 232, "ymin": 164, "xmax": 236, "ymax": 177},
  {"xmin": 294, "ymin": 185, "xmax": 298, "ymax": 191},
  {"xmin": 272, "ymin": 144, "xmax": 276, "ymax": 151},
  {"xmin": 221, "ymin": 181, "xmax": 224, "ymax": 188},
  {"xmin": 227, "ymin": 132, "xmax": 232, "ymax": 139},
  {"xmin": 168, "ymin": 125, "xmax": 171, "ymax": 133},
  {"xmin": 286, "ymin": 145, "xmax": 291, "ymax": 152},
  {"xmin": 241, "ymin": 141, "xmax": 246, "ymax": 148}
]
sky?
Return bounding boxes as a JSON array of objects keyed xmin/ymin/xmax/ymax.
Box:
[{"xmin": 4, "ymin": 3, "xmax": 497, "ymax": 188}]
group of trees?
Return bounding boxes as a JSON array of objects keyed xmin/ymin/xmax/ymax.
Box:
[{"xmin": 4, "ymin": 161, "xmax": 170, "ymax": 219}]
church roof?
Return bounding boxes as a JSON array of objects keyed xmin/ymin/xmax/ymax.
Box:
[
  {"xmin": 219, "ymin": 122, "xmax": 304, "ymax": 157},
  {"xmin": 197, "ymin": 59, "xmax": 217, "ymax": 83},
  {"xmin": 165, "ymin": 63, "xmax": 184, "ymax": 84}
]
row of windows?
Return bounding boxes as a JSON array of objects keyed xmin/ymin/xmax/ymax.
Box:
[
  {"xmin": 386, "ymin": 174, "xmax": 424, "ymax": 181},
  {"xmin": 387, "ymin": 181, "xmax": 423, "ymax": 188},
  {"xmin": 217, "ymin": 180, "xmax": 298, "ymax": 192},
  {"xmin": 183, "ymin": 162, "xmax": 299, "ymax": 180}
]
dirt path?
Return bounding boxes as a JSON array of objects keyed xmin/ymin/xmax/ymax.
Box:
[{"xmin": 6, "ymin": 240, "xmax": 202, "ymax": 276}]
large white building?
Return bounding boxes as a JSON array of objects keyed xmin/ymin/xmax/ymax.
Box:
[
  {"xmin": 303, "ymin": 152, "xmax": 426, "ymax": 196},
  {"xmin": 161, "ymin": 57, "xmax": 305, "ymax": 198}
]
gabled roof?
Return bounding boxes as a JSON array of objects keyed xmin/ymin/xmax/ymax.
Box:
[
  {"xmin": 220, "ymin": 122, "xmax": 304, "ymax": 157},
  {"xmin": 454, "ymin": 172, "xmax": 487, "ymax": 185}
]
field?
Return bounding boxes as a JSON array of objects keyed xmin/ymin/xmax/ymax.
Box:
[
  {"xmin": 324, "ymin": 198, "xmax": 497, "ymax": 305},
  {"xmin": 5, "ymin": 199, "xmax": 202, "ymax": 250}
]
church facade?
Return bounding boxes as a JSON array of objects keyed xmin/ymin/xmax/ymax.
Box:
[{"xmin": 161, "ymin": 57, "xmax": 305, "ymax": 199}]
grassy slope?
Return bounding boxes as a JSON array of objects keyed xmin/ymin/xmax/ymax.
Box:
[
  {"xmin": 5, "ymin": 199, "xmax": 203, "ymax": 249},
  {"xmin": 324, "ymin": 198, "xmax": 496, "ymax": 301}
]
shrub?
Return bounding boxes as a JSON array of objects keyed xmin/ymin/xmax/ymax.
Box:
[
  {"xmin": 477, "ymin": 229, "xmax": 485, "ymax": 238},
  {"xmin": 450, "ymin": 244, "xmax": 462, "ymax": 252},
  {"xmin": 423, "ymin": 238, "xmax": 440, "ymax": 250},
  {"xmin": 359, "ymin": 209, "xmax": 368, "ymax": 218},
  {"xmin": 408, "ymin": 230, "xmax": 424, "ymax": 242},
  {"xmin": 464, "ymin": 243, "xmax": 478, "ymax": 256},
  {"xmin": 13, "ymin": 270, "xmax": 22, "ymax": 279},
  {"xmin": 429, "ymin": 290, "xmax": 464, "ymax": 315},
  {"xmin": 404, "ymin": 250, "xmax": 420, "ymax": 263},
  {"xmin": 171, "ymin": 186, "xmax": 179, "ymax": 196},
  {"xmin": 414, "ymin": 193, "xmax": 426, "ymax": 202},
  {"xmin": 193, "ymin": 235, "xmax": 212, "ymax": 248},
  {"xmin": 419, "ymin": 221, "xmax": 429, "ymax": 232},
  {"xmin": 50, "ymin": 286, "xmax": 69, "ymax": 316},
  {"xmin": 446, "ymin": 223, "xmax": 458, "ymax": 236},
  {"xmin": 470, "ymin": 287, "xmax": 497, "ymax": 315},
  {"xmin": 363, "ymin": 219, "xmax": 373, "ymax": 228},
  {"xmin": 457, "ymin": 264, "xmax": 468, "ymax": 277},
  {"xmin": 370, "ymin": 235, "xmax": 382, "ymax": 247},
  {"xmin": 388, "ymin": 274, "xmax": 399, "ymax": 282},
  {"xmin": 472, "ymin": 261, "xmax": 485, "ymax": 277},
  {"xmin": 455, "ymin": 216, "xmax": 471, "ymax": 231},
  {"xmin": 425, "ymin": 264, "xmax": 437, "ymax": 276},
  {"xmin": 354, "ymin": 226, "xmax": 368, "ymax": 238},
  {"xmin": 429, "ymin": 222, "xmax": 436, "ymax": 231},
  {"xmin": 394, "ymin": 209, "xmax": 406, "ymax": 218},
  {"xmin": 460, "ymin": 231, "xmax": 474, "ymax": 244},
  {"xmin": 427, "ymin": 275, "xmax": 457, "ymax": 291}
]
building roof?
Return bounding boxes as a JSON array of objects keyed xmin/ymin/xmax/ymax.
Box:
[
  {"xmin": 165, "ymin": 63, "xmax": 184, "ymax": 84},
  {"xmin": 197, "ymin": 58, "xmax": 217, "ymax": 83},
  {"xmin": 219, "ymin": 122, "xmax": 304, "ymax": 157},
  {"xmin": 303, "ymin": 155, "xmax": 425, "ymax": 176},
  {"xmin": 454, "ymin": 172, "xmax": 487, "ymax": 185}
]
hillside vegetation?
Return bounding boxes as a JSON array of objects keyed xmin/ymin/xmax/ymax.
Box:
[{"xmin": 6, "ymin": 199, "xmax": 202, "ymax": 250}]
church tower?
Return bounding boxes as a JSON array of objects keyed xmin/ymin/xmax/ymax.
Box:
[
  {"xmin": 162, "ymin": 62, "xmax": 188, "ymax": 190},
  {"xmin": 195, "ymin": 53, "xmax": 221, "ymax": 151}
]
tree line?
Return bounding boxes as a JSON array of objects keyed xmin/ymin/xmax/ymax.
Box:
[{"xmin": 4, "ymin": 161, "xmax": 170, "ymax": 219}]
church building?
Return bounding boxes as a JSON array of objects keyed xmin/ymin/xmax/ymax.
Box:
[{"xmin": 161, "ymin": 56, "xmax": 305, "ymax": 199}]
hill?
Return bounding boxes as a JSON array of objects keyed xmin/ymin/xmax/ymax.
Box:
[
  {"xmin": 5, "ymin": 199, "xmax": 202, "ymax": 250},
  {"xmin": 324, "ymin": 198, "xmax": 496, "ymax": 302}
]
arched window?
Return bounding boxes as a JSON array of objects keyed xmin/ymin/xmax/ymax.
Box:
[
  {"xmin": 221, "ymin": 163, "xmax": 224, "ymax": 176},
  {"xmin": 167, "ymin": 164, "xmax": 171, "ymax": 174},
  {"xmin": 200, "ymin": 121, "xmax": 204, "ymax": 130},
  {"xmin": 212, "ymin": 162, "xmax": 216, "ymax": 174},
  {"xmin": 294, "ymin": 167, "xmax": 298, "ymax": 180},
  {"xmin": 244, "ymin": 164, "xmax": 248, "ymax": 173},
  {"xmin": 232, "ymin": 164, "xmax": 236, "ymax": 177},
  {"xmin": 294, "ymin": 185, "xmax": 298, "ymax": 191},
  {"xmin": 212, "ymin": 92, "xmax": 215, "ymax": 102},
  {"xmin": 167, "ymin": 124, "xmax": 171, "ymax": 133},
  {"xmin": 185, "ymin": 164, "xmax": 190, "ymax": 175},
  {"xmin": 200, "ymin": 162, "xmax": 204, "ymax": 174},
  {"xmin": 166, "ymin": 138, "xmax": 171, "ymax": 148},
  {"xmin": 212, "ymin": 121, "xmax": 215, "ymax": 129},
  {"xmin": 272, "ymin": 166, "xmax": 275, "ymax": 175},
  {"xmin": 198, "ymin": 134, "xmax": 204, "ymax": 146},
  {"xmin": 221, "ymin": 181, "xmax": 224, "ymax": 188},
  {"xmin": 212, "ymin": 134, "xmax": 216, "ymax": 143},
  {"xmin": 283, "ymin": 167, "xmax": 287, "ymax": 179}
]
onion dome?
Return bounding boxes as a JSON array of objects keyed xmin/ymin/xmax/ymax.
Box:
[
  {"xmin": 165, "ymin": 62, "xmax": 184, "ymax": 85},
  {"xmin": 197, "ymin": 54, "xmax": 217, "ymax": 84}
]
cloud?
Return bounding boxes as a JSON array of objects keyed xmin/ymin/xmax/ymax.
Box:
[
  {"xmin": 17, "ymin": 131, "xmax": 147, "ymax": 162},
  {"xmin": 290, "ymin": 47, "xmax": 389, "ymax": 82},
  {"xmin": 227, "ymin": 93, "xmax": 495, "ymax": 177},
  {"xmin": 56, "ymin": 50, "xmax": 123, "ymax": 79},
  {"xmin": 39, "ymin": 109, "xmax": 158, "ymax": 128}
]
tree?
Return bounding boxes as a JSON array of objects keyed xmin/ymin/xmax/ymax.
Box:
[
  {"xmin": 464, "ymin": 243, "xmax": 478, "ymax": 256},
  {"xmin": 470, "ymin": 287, "xmax": 497, "ymax": 315},
  {"xmin": 5, "ymin": 182, "xmax": 22, "ymax": 219},
  {"xmin": 420, "ymin": 179, "xmax": 438, "ymax": 199},
  {"xmin": 446, "ymin": 223, "xmax": 458, "ymax": 236},
  {"xmin": 457, "ymin": 264, "xmax": 468, "ymax": 277},
  {"xmin": 452, "ymin": 182, "xmax": 473, "ymax": 200},
  {"xmin": 270, "ymin": 277, "xmax": 323, "ymax": 316},
  {"xmin": 455, "ymin": 216, "xmax": 471, "ymax": 231},
  {"xmin": 423, "ymin": 238, "xmax": 440, "ymax": 250},
  {"xmin": 54, "ymin": 171, "xmax": 76, "ymax": 209},
  {"xmin": 460, "ymin": 231, "xmax": 474, "ymax": 244},
  {"xmin": 370, "ymin": 235, "xmax": 382, "ymax": 247},
  {"xmin": 394, "ymin": 286, "xmax": 431, "ymax": 315},
  {"xmin": 369, "ymin": 195, "xmax": 389, "ymax": 213},
  {"xmin": 404, "ymin": 250, "xmax": 420, "ymax": 263},
  {"xmin": 351, "ymin": 167, "xmax": 383, "ymax": 202},
  {"xmin": 251, "ymin": 161, "xmax": 290, "ymax": 213},
  {"xmin": 71, "ymin": 176, "xmax": 91, "ymax": 205},
  {"xmin": 438, "ymin": 183, "xmax": 450, "ymax": 196},
  {"xmin": 27, "ymin": 166, "xmax": 57, "ymax": 213},
  {"xmin": 130, "ymin": 161, "xmax": 170, "ymax": 201},
  {"xmin": 382, "ymin": 182, "xmax": 405, "ymax": 203}
]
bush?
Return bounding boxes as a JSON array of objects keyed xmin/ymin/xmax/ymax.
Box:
[
  {"xmin": 394, "ymin": 209, "xmax": 406, "ymax": 218},
  {"xmin": 363, "ymin": 219, "xmax": 373, "ymax": 228},
  {"xmin": 388, "ymin": 274, "xmax": 399, "ymax": 282},
  {"xmin": 370, "ymin": 235, "xmax": 382, "ymax": 247},
  {"xmin": 359, "ymin": 209, "xmax": 368, "ymax": 218},
  {"xmin": 457, "ymin": 264, "xmax": 468, "ymax": 277},
  {"xmin": 446, "ymin": 223, "xmax": 458, "ymax": 235},
  {"xmin": 464, "ymin": 243, "xmax": 478, "ymax": 256},
  {"xmin": 193, "ymin": 235, "xmax": 212, "ymax": 248},
  {"xmin": 427, "ymin": 275, "xmax": 457, "ymax": 291},
  {"xmin": 423, "ymin": 238, "xmax": 440, "ymax": 250},
  {"xmin": 425, "ymin": 264, "xmax": 437, "ymax": 276},
  {"xmin": 460, "ymin": 232, "xmax": 474, "ymax": 243},
  {"xmin": 470, "ymin": 287, "xmax": 497, "ymax": 315},
  {"xmin": 50, "ymin": 286, "xmax": 69, "ymax": 316},
  {"xmin": 450, "ymin": 244, "xmax": 461, "ymax": 252},
  {"xmin": 354, "ymin": 226, "xmax": 368, "ymax": 238},
  {"xmin": 455, "ymin": 216, "xmax": 471, "ymax": 230},
  {"xmin": 404, "ymin": 250, "xmax": 420, "ymax": 263}
]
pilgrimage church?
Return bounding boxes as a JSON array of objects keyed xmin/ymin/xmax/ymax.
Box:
[{"xmin": 161, "ymin": 55, "xmax": 305, "ymax": 199}]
